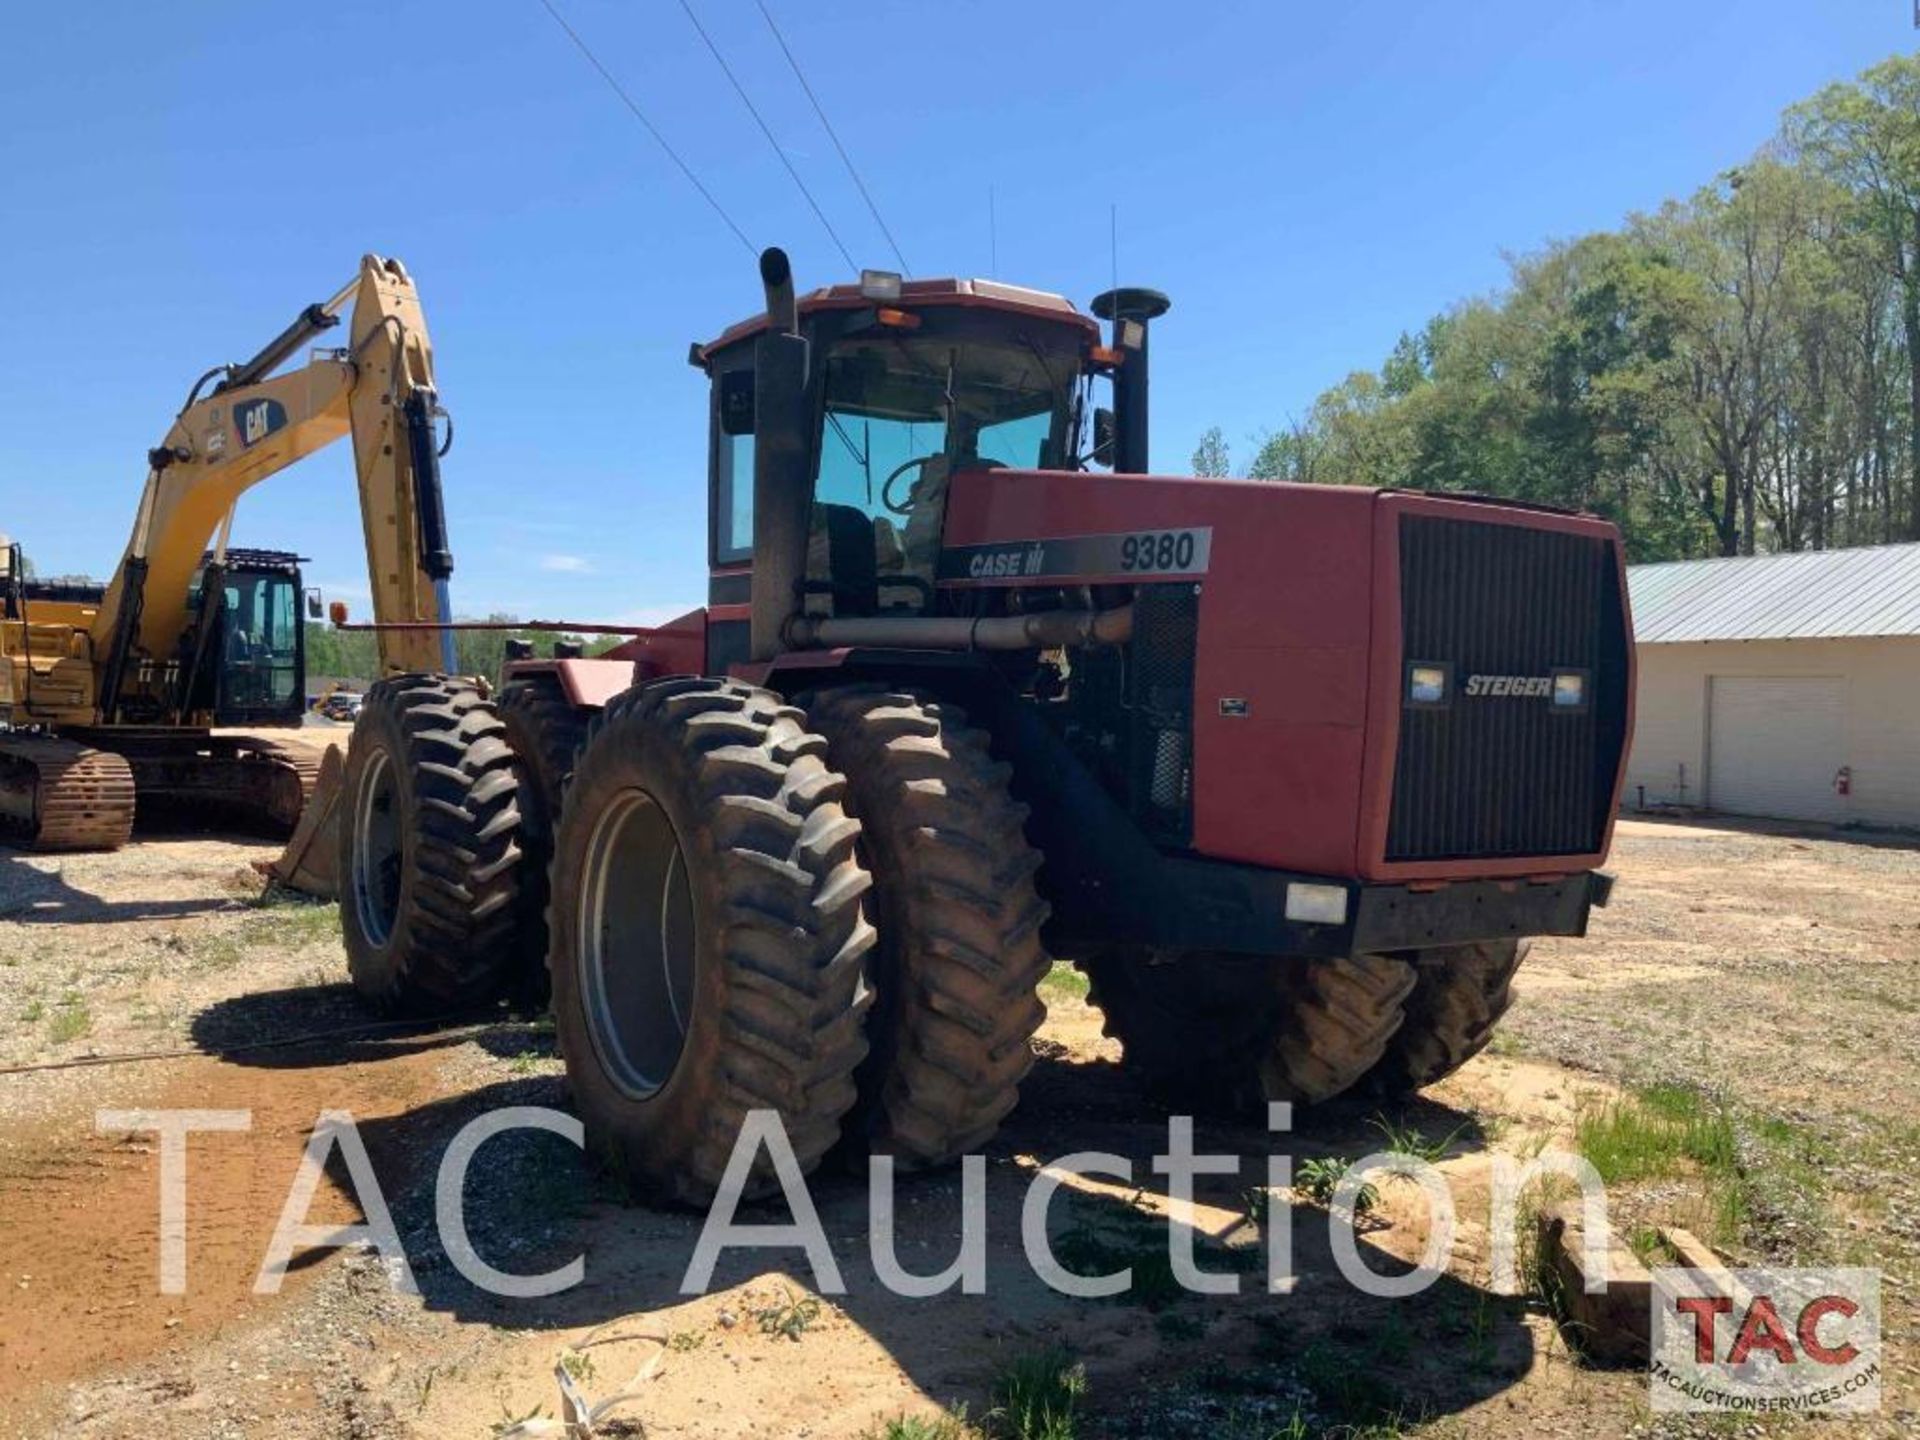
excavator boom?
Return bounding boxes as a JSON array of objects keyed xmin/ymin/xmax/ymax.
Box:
[{"xmin": 0, "ymin": 255, "xmax": 461, "ymax": 850}]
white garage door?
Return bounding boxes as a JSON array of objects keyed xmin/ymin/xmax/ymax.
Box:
[{"xmin": 1708, "ymin": 676, "xmax": 1846, "ymax": 821}]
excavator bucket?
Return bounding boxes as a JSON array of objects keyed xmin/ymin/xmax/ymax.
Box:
[{"xmin": 262, "ymin": 743, "xmax": 345, "ymax": 898}]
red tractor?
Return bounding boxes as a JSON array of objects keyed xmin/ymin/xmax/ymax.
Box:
[{"xmin": 337, "ymin": 250, "xmax": 1634, "ymax": 1204}]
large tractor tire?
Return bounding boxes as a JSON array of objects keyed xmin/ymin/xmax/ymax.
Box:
[
  {"xmin": 799, "ymin": 685, "xmax": 1051, "ymax": 1168},
  {"xmin": 496, "ymin": 674, "xmax": 591, "ymax": 996},
  {"xmin": 339, "ymin": 676, "xmax": 528, "ymax": 1015},
  {"xmin": 547, "ymin": 679, "xmax": 875, "ymax": 1207},
  {"xmin": 1371, "ymin": 939, "xmax": 1528, "ymax": 1095},
  {"xmin": 1078, "ymin": 949, "xmax": 1277, "ymax": 1115},
  {"xmin": 1261, "ymin": 954, "xmax": 1418, "ymax": 1106}
]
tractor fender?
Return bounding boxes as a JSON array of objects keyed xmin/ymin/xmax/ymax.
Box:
[{"xmin": 501, "ymin": 656, "xmax": 642, "ymax": 712}]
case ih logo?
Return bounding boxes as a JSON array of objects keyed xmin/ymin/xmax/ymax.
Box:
[
  {"xmin": 1651, "ymin": 1267, "xmax": 1881, "ymax": 1414},
  {"xmin": 1464, "ymin": 674, "xmax": 1553, "ymax": 698}
]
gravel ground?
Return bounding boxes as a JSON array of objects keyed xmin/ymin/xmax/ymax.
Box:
[{"xmin": 1, "ymin": 815, "xmax": 1916, "ymax": 1438}]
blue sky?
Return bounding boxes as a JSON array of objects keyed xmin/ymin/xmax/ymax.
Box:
[{"xmin": 0, "ymin": 2, "xmax": 1909, "ymax": 622}]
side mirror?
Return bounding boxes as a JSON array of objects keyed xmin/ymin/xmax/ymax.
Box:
[
  {"xmin": 1092, "ymin": 407, "xmax": 1116, "ymax": 467},
  {"xmin": 719, "ymin": 369, "xmax": 755, "ymax": 436},
  {"xmin": 305, "ymin": 588, "xmax": 323, "ymax": 621}
]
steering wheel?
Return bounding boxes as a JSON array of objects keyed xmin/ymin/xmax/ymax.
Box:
[{"xmin": 880, "ymin": 454, "xmax": 941, "ymax": 516}]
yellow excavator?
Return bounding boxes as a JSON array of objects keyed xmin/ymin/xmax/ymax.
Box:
[{"xmin": 0, "ymin": 255, "xmax": 459, "ymax": 850}]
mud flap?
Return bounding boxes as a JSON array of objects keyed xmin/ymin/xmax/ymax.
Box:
[{"xmin": 261, "ymin": 744, "xmax": 345, "ymax": 898}]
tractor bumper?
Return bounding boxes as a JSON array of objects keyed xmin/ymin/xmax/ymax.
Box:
[
  {"xmin": 1043, "ymin": 851, "xmax": 1611, "ymax": 961},
  {"xmin": 1346, "ymin": 870, "xmax": 1609, "ymax": 954}
]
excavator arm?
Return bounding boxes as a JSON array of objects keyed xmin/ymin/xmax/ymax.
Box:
[{"xmin": 91, "ymin": 253, "xmax": 457, "ymax": 726}]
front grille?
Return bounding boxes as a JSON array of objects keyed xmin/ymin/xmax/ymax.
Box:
[{"xmin": 1387, "ymin": 514, "xmax": 1628, "ymax": 863}]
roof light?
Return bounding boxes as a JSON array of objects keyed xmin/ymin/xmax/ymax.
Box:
[
  {"xmin": 1089, "ymin": 344, "xmax": 1125, "ymax": 367},
  {"xmin": 859, "ymin": 269, "xmax": 902, "ymax": 302},
  {"xmin": 875, "ymin": 306, "xmax": 921, "ymax": 330}
]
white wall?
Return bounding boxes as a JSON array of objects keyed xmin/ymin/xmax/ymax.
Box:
[{"xmin": 1625, "ymin": 636, "xmax": 1920, "ymax": 826}]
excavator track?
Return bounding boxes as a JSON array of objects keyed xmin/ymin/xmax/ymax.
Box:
[
  {"xmin": 0, "ymin": 736, "xmax": 137, "ymax": 852},
  {"xmin": 230, "ymin": 736, "xmax": 323, "ymax": 829}
]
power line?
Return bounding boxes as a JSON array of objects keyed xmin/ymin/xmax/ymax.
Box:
[
  {"xmin": 533, "ymin": 0, "xmax": 757, "ymax": 257},
  {"xmin": 675, "ymin": 0, "xmax": 859, "ymax": 274},
  {"xmin": 753, "ymin": 0, "xmax": 911, "ymax": 277}
]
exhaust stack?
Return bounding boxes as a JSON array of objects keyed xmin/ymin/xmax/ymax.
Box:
[
  {"xmin": 1090, "ymin": 286, "xmax": 1171, "ymax": 475},
  {"xmin": 750, "ymin": 247, "xmax": 812, "ymax": 662}
]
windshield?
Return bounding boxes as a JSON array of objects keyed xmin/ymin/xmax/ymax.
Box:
[
  {"xmin": 808, "ymin": 331, "xmax": 1075, "ymax": 608},
  {"xmin": 814, "ymin": 333, "xmax": 1073, "ymax": 519}
]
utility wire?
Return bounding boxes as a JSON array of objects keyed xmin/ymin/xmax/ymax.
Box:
[
  {"xmin": 753, "ymin": 0, "xmax": 911, "ymax": 276},
  {"xmin": 675, "ymin": 0, "xmax": 859, "ymax": 273},
  {"xmin": 534, "ymin": 0, "xmax": 757, "ymax": 257}
]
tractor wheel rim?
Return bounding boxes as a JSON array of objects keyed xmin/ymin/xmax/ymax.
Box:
[
  {"xmin": 579, "ymin": 788, "xmax": 696, "ymax": 1100},
  {"xmin": 350, "ymin": 748, "xmax": 403, "ymax": 948}
]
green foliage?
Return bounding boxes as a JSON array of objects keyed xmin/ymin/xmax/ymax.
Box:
[
  {"xmin": 305, "ymin": 615, "xmax": 622, "ymax": 689},
  {"xmin": 1293, "ymin": 1157, "xmax": 1379, "ymax": 1214},
  {"xmin": 865, "ymin": 1411, "xmax": 979, "ymax": 1440},
  {"xmin": 1572, "ymin": 1083, "xmax": 1738, "ymax": 1186},
  {"xmin": 1190, "ymin": 425, "xmax": 1232, "ymax": 477},
  {"xmin": 753, "ymin": 1287, "xmax": 822, "ymax": 1341},
  {"xmin": 1236, "ymin": 52, "xmax": 1920, "ymax": 561},
  {"xmin": 988, "ymin": 1350, "xmax": 1086, "ymax": 1440}
]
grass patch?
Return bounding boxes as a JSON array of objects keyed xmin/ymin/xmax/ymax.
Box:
[
  {"xmin": 1038, "ymin": 963, "xmax": 1089, "ymax": 1000},
  {"xmin": 1368, "ymin": 1113, "xmax": 1468, "ymax": 1165},
  {"xmin": 989, "ymin": 1350, "xmax": 1085, "ymax": 1440},
  {"xmin": 865, "ymin": 1410, "xmax": 979, "ymax": 1440},
  {"xmin": 47, "ymin": 995, "xmax": 92, "ymax": 1044},
  {"xmin": 1573, "ymin": 1083, "xmax": 1736, "ymax": 1185}
]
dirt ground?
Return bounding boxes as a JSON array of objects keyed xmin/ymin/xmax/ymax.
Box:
[{"xmin": 1, "ymin": 813, "xmax": 1916, "ymax": 1439}]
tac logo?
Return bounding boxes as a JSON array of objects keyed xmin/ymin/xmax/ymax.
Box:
[
  {"xmin": 1651, "ymin": 1267, "xmax": 1881, "ymax": 1414},
  {"xmin": 233, "ymin": 398, "xmax": 288, "ymax": 449}
]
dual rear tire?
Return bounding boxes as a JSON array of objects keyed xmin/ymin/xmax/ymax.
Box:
[{"xmin": 1083, "ymin": 940, "xmax": 1528, "ymax": 1114}]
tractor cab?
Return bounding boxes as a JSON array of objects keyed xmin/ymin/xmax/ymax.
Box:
[{"xmin": 696, "ymin": 270, "xmax": 1119, "ymax": 659}]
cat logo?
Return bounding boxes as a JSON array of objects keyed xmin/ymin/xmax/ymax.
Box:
[{"xmin": 234, "ymin": 398, "xmax": 288, "ymax": 449}]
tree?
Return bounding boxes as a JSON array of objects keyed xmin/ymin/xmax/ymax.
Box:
[{"xmin": 1190, "ymin": 427, "xmax": 1231, "ymax": 477}]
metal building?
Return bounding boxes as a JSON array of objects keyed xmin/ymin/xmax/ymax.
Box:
[{"xmin": 1626, "ymin": 542, "xmax": 1920, "ymax": 825}]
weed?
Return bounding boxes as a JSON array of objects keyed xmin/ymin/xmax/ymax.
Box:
[
  {"xmin": 506, "ymin": 1050, "xmax": 546, "ymax": 1076},
  {"xmin": 490, "ymin": 1403, "xmax": 547, "ymax": 1436},
  {"xmin": 47, "ymin": 997, "xmax": 91, "ymax": 1044},
  {"xmin": 20, "ymin": 998, "xmax": 45, "ymax": 1024},
  {"xmin": 989, "ymin": 1350, "xmax": 1085, "ymax": 1440},
  {"xmin": 1294, "ymin": 1157, "xmax": 1379, "ymax": 1214},
  {"xmin": 666, "ymin": 1328, "xmax": 706, "ymax": 1353},
  {"xmin": 1368, "ymin": 1113, "xmax": 1468, "ymax": 1165},
  {"xmin": 754, "ymin": 1287, "xmax": 822, "ymax": 1342},
  {"xmin": 1240, "ymin": 1184, "xmax": 1273, "ymax": 1230},
  {"xmin": 1572, "ymin": 1084, "xmax": 1736, "ymax": 1185},
  {"xmin": 1038, "ymin": 962, "xmax": 1089, "ymax": 1000},
  {"xmin": 560, "ymin": 1350, "xmax": 596, "ymax": 1384},
  {"xmin": 865, "ymin": 1409, "xmax": 978, "ymax": 1440}
]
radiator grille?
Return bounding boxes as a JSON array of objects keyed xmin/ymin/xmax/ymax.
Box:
[{"xmin": 1387, "ymin": 514, "xmax": 1627, "ymax": 862}]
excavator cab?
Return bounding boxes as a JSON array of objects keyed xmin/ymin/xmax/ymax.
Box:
[{"xmin": 181, "ymin": 549, "xmax": 306, "ymax": 728}]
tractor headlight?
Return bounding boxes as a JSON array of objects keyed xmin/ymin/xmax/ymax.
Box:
[
  {"xmin": 1406, "ymin": 663, "xmax": 1449, "ymax": 707},
  {"xmin": 1284, "ymin": 882, "xmax": 1350, "ymax": 926},
  {"xmin": 1552, "ymin": 669, "xmax": 1589, "ymax": 711}
]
